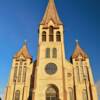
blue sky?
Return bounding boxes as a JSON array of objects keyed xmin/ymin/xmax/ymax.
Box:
[{"xmin": 0, "ymin": 0, "xmax": 100, "ymax": 98}]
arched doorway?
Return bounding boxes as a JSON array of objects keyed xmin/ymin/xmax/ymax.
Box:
[{"xmin": 46, "ymin": 85, "xmax": 59, "ymax": 100}]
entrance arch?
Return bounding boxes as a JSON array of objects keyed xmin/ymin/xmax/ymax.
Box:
[{"xmin": 46, "ymin": 84, "xmax": 59, "ymax": 100}]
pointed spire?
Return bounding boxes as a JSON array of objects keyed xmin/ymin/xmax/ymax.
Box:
[
  {"xmin": 14, "ymin": 41, "xmax": 32, "ymax": 59},
  {"xmin": 72, "ymin": 40, "xmax": 88, "ymax": 59},
  {"xmin": 40, "ymin": 0, "xmax": 62, "ymax": 25}
]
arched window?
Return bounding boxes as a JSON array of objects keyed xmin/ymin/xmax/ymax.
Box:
[
  {"xmin": 46, "ymin": 85, "xmax": 59, "ymax": 100},
  {"xmin": 56, "ymin": 31, "xmax": 61, "ymax": 41},
  {"xmin": 18, "ymin": 66, "xmax": 22, "ymax": 82},
  {"xmin": 15, "ymin": 90, "xmax": 20, "ymax": 100},
  {"xmin": 49, "ymin": 26, "xmax": 54, "ymax": 41},
  {"xmin": 13, "ymin": 66, "xmax": 17, "ymax": 82},
  {"xmin": 42, "ymin": 31, "xmax": 46, "ymax": 42},
  {"xmin": 76, "ymin": 66, "xmax": 80, "ymax": 83},
  {"xmin": 46, "ymin": 48, "xmax": 50, "ymax": 58},
  {"xmin": 82, "ymin": 89, "xmax": 88, "ymax": 100},
  {"xmin": 52, "ymin": 48, "xmax": 57, "ymax": 58},
  {"xmin": 69, "ymin": 88, "xmax": 74, "ymax": 100},
  {"xmin": 22, "ymin": 66, "xmax": 27, "ymax": 82},
  {"xmin": 84, "ymin": 66, "xmax": 88, "ymax": 81},
  {"xmin": 80, "ymin": 65, "xmax": 84, "ymax": 81}
]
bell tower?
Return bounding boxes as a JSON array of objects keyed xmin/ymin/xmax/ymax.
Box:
[{"xmin": 33, "ymin": 0, "xmax": 66, "ymax": 100}]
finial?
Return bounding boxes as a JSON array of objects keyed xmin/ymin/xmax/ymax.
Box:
[
  {"xmin": 75, "ymin": 39, "xmax": 78, "ymax": 43},
  {"xmin": 23, "ymin": 40, "xmax": 27, "ymax": 46},
  {"xmin": 24, "ymin": 40, "xmax": 27, "ymax": 44},
  {"xmin": 75, "ymin": 39, "xmax": 80, "ymax": 47},
  {"xmin": 24, "ymin": 40, "xmax": 27, "ymax": 43}
]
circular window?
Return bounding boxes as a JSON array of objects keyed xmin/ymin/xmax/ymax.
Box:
[{"xmin": 45, "ymin": 63, "xmax": 57, "ymax": 75}]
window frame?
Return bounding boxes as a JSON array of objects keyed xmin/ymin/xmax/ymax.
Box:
[
  {"xmin": 52, "ymin": 48, "xmax": 57, "ymax": 58},
  {"xmin": 42, "ymin": 31, "xmax": 46, "ymax": 42},
  {"xmin": 45, "ymin": 63, "xmax": 57, "ymax": 75},
  {"xmin": 46, "ymin": 48, "xmax": 50, "ymax": 58},
  {"xmin": 49, "ymin": 26, "xmax": 54, "ymax": 42},
  {"xmin": 56, "ymin": 31, "xmax": 61, "ymax": 42}
]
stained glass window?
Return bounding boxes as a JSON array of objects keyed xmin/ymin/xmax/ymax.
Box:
[{"xmin": 45, "ymin": 63, "xmax": 57, "ymax": 75}]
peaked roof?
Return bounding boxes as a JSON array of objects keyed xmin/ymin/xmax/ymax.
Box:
[
  {"xmin": 40, "ymin": 0, "xmax": 62, "ymax": 25},
  {"xmin": 14, "ymin": 41, "xmax": 32, "ymax": 59},
  {"xmin": 72, "ymin": 40, "xmax": 88, "ymax": 59}
]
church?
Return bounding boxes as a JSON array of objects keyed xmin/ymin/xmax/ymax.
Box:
[{"xmin": 4, "ymin": 0, "xmax": 98, "ymax": 100}]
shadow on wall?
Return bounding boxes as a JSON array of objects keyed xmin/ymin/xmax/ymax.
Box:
[
  {"xmin": 96, "ymin": 81, "xmax": 100, "ymax": 100},
  {"xmin": 28, "ymin": 60, "xmax": 37, "ymax": 100}
]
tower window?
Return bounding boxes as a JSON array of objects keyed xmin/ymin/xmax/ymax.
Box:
[
  {"xmin": 52, "ymin": 48, "xmax": 57, "ymax": 58},
  {"xmin": 46, "ymin": 48, "xmax": 50, "ymax": 58},
  {"xmin": 15, "ymin": 90, "xmax": 20, "ymax": 100},
  {"xmin": 76, "ymin": 66, "xmax": 80, "ymax": 83},
  {"xmin": 56, "ymin": 31, "xmax": 61, "ymax": 41},
  {"xmin": 20, "ymin": 61, "xmax": 23, "ymax": 65},
  {"xmin": 82, "ymin": 89, "xmax": 88, "ymax": 100},
  {"xmin": 80, "ymin": 66, "xmax": 84, "ymax": 81},
  {"xmin": 13, "ymin": 66, "xmax": 17, "ymax": 82},
  {"xmin": 49, "ymin": 26, "xmax": 54, "ymax": 42},
  {"xmin": 42, "ymin": 31, "xmax": 46, "ymax": 42},
  {"xmin": 22, "ymin": 66, "xmax": 27, "ymax": 82},
  {"xmin": 84, "ymin": 66, "xmax": 88, "ymax": 81},
  {"xmin": 18, "ymin": 66, "xmax": 22, "ymax": 82}
]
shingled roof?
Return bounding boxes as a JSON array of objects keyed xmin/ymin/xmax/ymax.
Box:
[
  {"xmin": 14, "ymin": 42, "xmax": 32, "ymax": 59},
  {"xmin": 72, "ymin": 40, "xmax": 88, "ymax": 59},
  {"xmin": 40, "ymin": 0, "xmax": 62, "ymax": 25}
]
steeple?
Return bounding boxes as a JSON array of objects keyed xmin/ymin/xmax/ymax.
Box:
[
  {"xmin": 40, "ymin": 0, "xmax": 62, "ymax": 25},
  {"xmin": 72, "ymin": 40, "xmax": 88, "ymax": 59},
  {"xmin": 14, "ymin": 41, "xmax": 32, "ymax": 59}
]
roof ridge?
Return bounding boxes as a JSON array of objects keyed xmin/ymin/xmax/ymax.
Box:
[
  {"xmin": 14, "ymin": 42, "xmax": 32, "ymax": 59},
  {"xmin": 40, "ymin": 0, "xmax": 62, "ymax": 25},
  {"xmin": 72, "ymin": 41, "xmax": 88, "ymax": 59}
]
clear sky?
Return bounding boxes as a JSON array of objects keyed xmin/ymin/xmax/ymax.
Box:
[{"xmin": 0, "ymin": 0, "xmax": 100, "ymax": 99}]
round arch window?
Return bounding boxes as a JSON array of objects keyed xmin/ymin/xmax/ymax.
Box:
[{"xmin": 45, "ymin": 63, "xmax": 57, "ymax": 75}]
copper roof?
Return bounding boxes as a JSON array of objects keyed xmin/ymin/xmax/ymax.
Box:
[
  {"xmin": 14, "ymin": 42, "xmax": 32, "ymax": 59},
  {"xmin": 40, "ymin": 0, "xmax": 62, "ymax": 25},
  {"xmin": 72, "ymin": 40, "xmax": 88, "ymax": 59}
]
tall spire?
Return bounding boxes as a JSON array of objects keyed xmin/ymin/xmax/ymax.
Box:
[
  {"xmin": 14, "ymin": 41, "xmax": 32, "ymax": 59},
  {"xmin": 40, "ymin": 0, "xmax": 62, "ymax": 25},
  {"xmin": 72, "ymin": 40, "xmax": 88, "ymax": 59}
]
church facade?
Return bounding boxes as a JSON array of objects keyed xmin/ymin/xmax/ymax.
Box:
[{"xmin": 4, "ymin": 0, "xmax": 98, "ymax": 100}]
